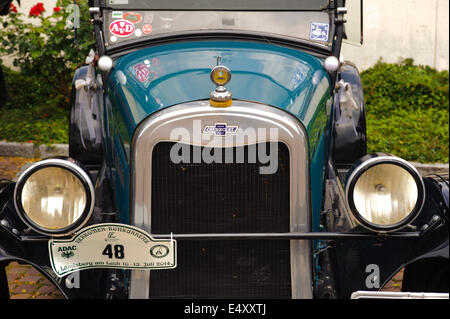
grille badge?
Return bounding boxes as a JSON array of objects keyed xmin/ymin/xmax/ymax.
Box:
[{"xmin": 202, "ymin": 123, "xmax": 238, "ymax": 137}]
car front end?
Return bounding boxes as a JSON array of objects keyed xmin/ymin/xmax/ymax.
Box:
[{"xmin": 0, "ymin": 0, "xmax": 448, "ymax": 299}]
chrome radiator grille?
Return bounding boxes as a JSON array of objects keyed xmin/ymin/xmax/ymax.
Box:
[
  {"xmin": 129, "ymin": 101, "xmax": 312, "ymax": 299},
  {"xmin": 149, "ymin": 142, "xmax": 291, "ymax": 298},
  {"xmin": 151, "ymin": 142, "xmax": 290, "ymax": 234}
]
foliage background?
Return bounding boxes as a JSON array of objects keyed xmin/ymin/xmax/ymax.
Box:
[
  {"xmin": 362, "ymin": 59, "xmax": 449, "ymax": 163},
  {"xmin": 0, "ymin": 0, "xmax": 93, "ymax": 144}
]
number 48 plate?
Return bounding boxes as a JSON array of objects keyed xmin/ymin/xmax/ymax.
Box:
[{"xmin": 49, "ymin": 223, "xmax": 177, "ymax": 278}]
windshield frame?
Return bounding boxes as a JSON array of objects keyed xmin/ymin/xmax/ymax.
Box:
[
  {"xmin": 90, "ymin": 0, "xmax": 345, "ymax": 58},
  {"xmin": 103, "ymin": 0, "xmax": 330, "ymax": 11}
]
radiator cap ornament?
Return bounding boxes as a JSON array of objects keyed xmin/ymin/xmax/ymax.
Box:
[{"xmin": 210, "ymin": 66, "xmax": 232, "ymax": 107}]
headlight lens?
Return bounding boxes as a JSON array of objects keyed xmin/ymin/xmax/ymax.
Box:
[
  {"xmin": 14, "ymin": 158, "xmax": 94, "ymax": 236},
  {"xmin": 345, "ymin": 154, "xmax": 425, "ymax": 231},
  {"xmin": 21, "ymin": 167, "xmax": 87, "ymax": 229}
]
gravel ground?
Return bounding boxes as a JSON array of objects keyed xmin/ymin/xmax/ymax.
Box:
[{"xmin": 5, "ymin": 262, "xmax": 64, "ymax": 299}]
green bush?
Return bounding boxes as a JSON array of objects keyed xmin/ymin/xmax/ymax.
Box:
[
  {"xmin": 362, "ymin": 59, "xmax": 449, "ymax": 163},
  {"xmin": 0, "ymin": 0, "xmax": 93, "ymax": 145},
  {"xmin": 0, "ymin": 65, "xmax": 69, "ymax": 144},
  {"xmin": 0, "ymin": 106, "xmax": 68, "ymax": 145},
  {"xmin": 0, "ymin": 0, "xmax": 94, "ymax": 102},
  {"xmin": 0, "ymin": 62, "xmax": 68, "ymax": 111}
]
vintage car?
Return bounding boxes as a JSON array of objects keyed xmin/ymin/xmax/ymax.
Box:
[{"xmin": 0, "ymin": 0, "xmax": 448, "ymax": 299}]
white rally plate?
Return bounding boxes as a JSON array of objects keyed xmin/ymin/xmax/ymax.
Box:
[{"xmin": 49, "ymin": 223, "xmax": 176, "ymax": 278}]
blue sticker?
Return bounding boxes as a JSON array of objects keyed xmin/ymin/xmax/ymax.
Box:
[
  {"xmin": 310, "ymin": 23, "xmax": 330, "ymax": 42},
  {"xmin": 203, "ymin": 123, "xmax": 238, "ymax": 137}
]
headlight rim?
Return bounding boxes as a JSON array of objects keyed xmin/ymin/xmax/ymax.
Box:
[
  {"xmin": 13, "ymin": 158, "xmax": 95, "ymax": 237},
  {"xmin": 345, "ymin": 154, "xmax": 425, "ymax": 232}
]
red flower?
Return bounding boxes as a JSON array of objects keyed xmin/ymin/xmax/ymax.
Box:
[
  {"xmin": 29, "ymin": 3, "xmax": 45, "ymax": 17},
  {"xmin": 53, "ymin": 7, "xmax": 61, "ymax": 13},
  {"xmin": 10, "ymin": 4, "xmax": 18, "ymax": 13}
]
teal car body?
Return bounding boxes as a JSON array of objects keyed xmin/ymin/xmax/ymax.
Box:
[{"xmin": 106, "ymin": 41, "xmax": 331, "ymax": 230}]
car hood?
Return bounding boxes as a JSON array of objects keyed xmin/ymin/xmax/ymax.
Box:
[
  {"xmin": 107, "ymin": 40, "xmax": 331, "ymax": 138},
  {"xmin": 106, "ymin": 40, "xmax": 331, "ymax": 230}
]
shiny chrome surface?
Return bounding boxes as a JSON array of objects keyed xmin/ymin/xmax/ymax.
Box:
[
  {"xmin": 351, "ymin": 291, "xmax": 449, "ymax": 299},
  {"xmin": 129, "ymin": 100, "xmax": 312, "ymax": 299},
  {"xmin": 210, "ymin": 65, "xmax": 231, "ymax": 87},
  {"xmin": 210, "ymin": 86, "xmax": 232, "ymax": 102}
]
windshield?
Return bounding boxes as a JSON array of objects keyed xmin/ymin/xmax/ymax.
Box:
[
  {"xmin": 102, "ymin": 1, "xmax": 332, "ymax": 50},
  {"xmin": 106, "ymin": 0, "xmax": 329, "ymax": 10}
]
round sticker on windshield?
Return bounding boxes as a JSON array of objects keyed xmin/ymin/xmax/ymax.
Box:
[
  {"xmin": 109, "ymin": 20, "xmax": 135, "ymax": 38},
  {"xmin": 142, "ymin": 24, "xmax": 153, "ymax": 35},
  {"xmin": 124, "ymin": 12, "xmax": 142, "ymax": 24}
]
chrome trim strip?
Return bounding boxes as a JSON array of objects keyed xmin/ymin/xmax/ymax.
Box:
[
  {"xmin": 129, "ymin": 100, "xmax": 312, "ymax": 299},
  {"xmin": 129, "ymin": 269, "xmax": 150, "ymax": 299},
  {"xmin": 351, "ymin": 291, "xmax": 449, "ymax": 299}
]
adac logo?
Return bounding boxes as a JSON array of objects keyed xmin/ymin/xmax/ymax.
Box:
[
  {"xmin": 150, "ymin": 245, "xmax": 170, "ymax": 258},
  {"xmin": 203, "ymin": 123, "xmax": 238, "ymax": 137},
  {"xmin": 109, "ymin": 20, "xmax": 135, "ymax": 37},
  {"xmin": 58, "ymin": 245, "xmax": 77, "ymax": 259}
]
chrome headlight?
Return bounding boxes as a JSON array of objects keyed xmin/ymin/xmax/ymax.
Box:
[
  {"xmin": 14, "ymin": 158, "xmax": 94, "ymax": 236},
  {"xmin": 345, "ymin": 154, "xmax": 425, "ymax": 232}
]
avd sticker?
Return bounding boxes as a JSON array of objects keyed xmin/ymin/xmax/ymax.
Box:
[{"xmin": 109, "ymin": 20, "xmax": 135, "ymax": 37}]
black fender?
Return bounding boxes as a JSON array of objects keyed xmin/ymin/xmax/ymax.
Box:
[
  {"xmin": 0, "ymin": 254, "xmax": 68, "ymax": 299},
  {"xmin": 401, "ymin": 179, "xmax": 449, "ymax": 292},
  {"xmin": 333, "ymin": 62, "xmax": 367, "ymax": 167},
  {"xmin": 330, "ymin": 177, "xmax": 449, "ymax": 298},
  {"xmin": 401, "ymin": 241, "xmax": 448, "ymax": 293},
  {"xmin": 69, "ymin": 65, "xmax": 103, "ymax": 167}
]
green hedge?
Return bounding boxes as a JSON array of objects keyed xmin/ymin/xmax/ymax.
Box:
[
  {"xmin": 361, "ymin": 59, "xmax": 449, "ymax": 163},
  {"xmin": 0, "ymin": 0, "xmax": 92, "ymax": 145},
  {"xmin": 0, "ymin": 66, "xmax": 69, "ymax": 145}
]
